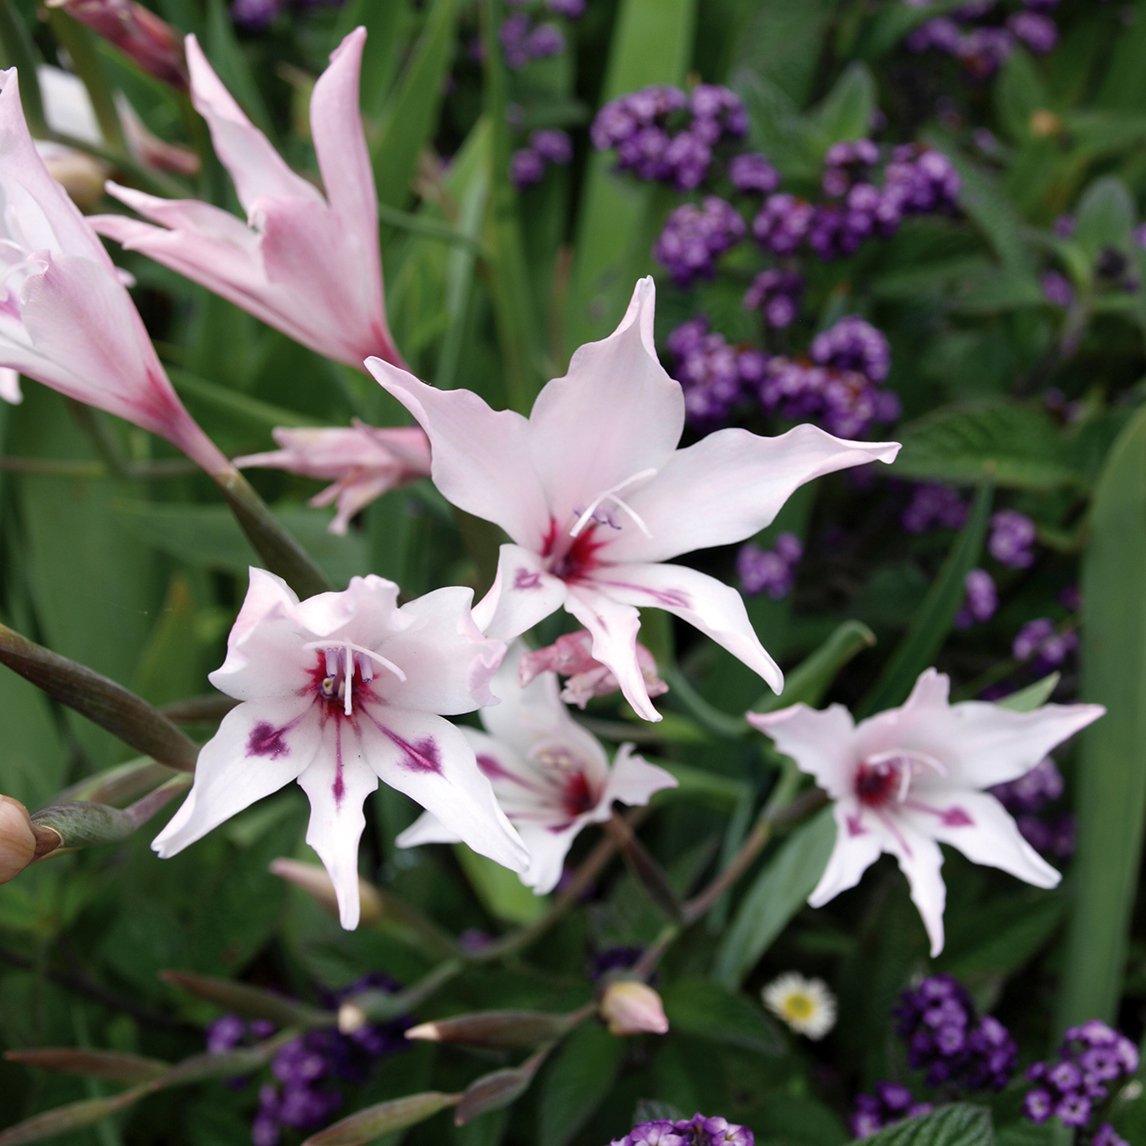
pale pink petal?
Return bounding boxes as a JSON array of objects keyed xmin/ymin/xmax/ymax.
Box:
[
  {"xmin": 514, "ymin": 821, "xmax": 583, "ymax": 894},
  {"xmin": 594, "ymin": 562, "xmax": 783, "ymax": 695},
  {"xmin": 526, "ymin": 278, "xmax": 684, "ymax": 525},
  {"xmin": 884, "ymin": 821, "xmax": 947, "ymax": 957},
  {"xmin": 563, "ymin": 586, "xmax": 656, "ymax": 722},
  {"xmin": 905, "ymin": 788, "xmax": 1060, "ymax": 889},
  {"xmin": 0, "ymin": 69, "xmax": 112, "ymax": 264},
  {"xmin": 152, "ymin": 695, "xmax": 318, "ymax": 856},
  {"xmin": 472, "ymin": 544, "xmax": 569, "ymax": 639},
  {"xmin": 365, "ymin": 361, "xmax": 551, "ymax": 547},
  {"xmin": 210, "ymin": 568, "xmax": 311, "ymax": 699},
  {"xmin": 383, "ymin": 586, "xmax": 504, "ymax": 714},
  {"xmin": 609, "ymin": 423, "xmax": 901, "ymax": 564},
  {"xmin": 184, "ymin": 35, "xmax": 320, "ymax": 213},
  {"xmin": 297, "ymin": 727, "xmax": 380, "ymax": 929},
  {"xmin": 294, "ymin": 574, "xmax": 402, "ymax": 647},
  {"xmin": 395, "ymin": 809, "xmax": 459, "ymax": 848},
  {"xmin": 809, "ymin": 802, "xmax": 887, "ymax": 908},
  {"xmin": 362, "ymin": 706, "xmax": 528, "ymax": 872},
  {"xmin": 0, "ymin": 367, "xmax": 20, "ymax": 403},
  {"xmin": 748, "ymin": 704, "xmax": 857, "ymax": 799},
  {"xmin": 602, "ymin": 744, "xmax": 677, "ymax": 807},
  {"xmin": 309, "ymin": 29, "xmax": 378, "ymax": 282}
]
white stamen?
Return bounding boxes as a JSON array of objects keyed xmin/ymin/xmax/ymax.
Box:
[
  {"xmin": 302, "ymin": 639, "xmax": 407, "ymax": 715},
  {"xmin": 569, "ymin": 468, "xmax": 657, "ymax": 539}
]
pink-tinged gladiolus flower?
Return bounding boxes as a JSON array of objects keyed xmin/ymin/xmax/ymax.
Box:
[
  {"xmin": 398, "ymin": 644, "xmax": 675, "ymax": 893},
  {"xmin": 93, "ymin": 28, "xmax": 406, "ymax": 372},
  {"xmin": 153, "ymin": 569, "xmax": 528, "ymax": 929},
  {"xmin": 518, "ymin": 629, "xmax": 668, "ymax": 710},
  {"xmin": 0, "ymin": 69, "xmax": 229, "ymax": 473},
  {"xmin": 45, "ymin": 0, "xmax": 186, "ymax": 87},
  {"xmin": 367, "ymin": 277, "xmax": 900, "ymax": 722},
  {"xmin": 235, "ymin": 422, "xmax": 431, "ymax": 535},
  {"xmin": 748, "ymin": 669, "xmax": 1104, "ymax": 955}
]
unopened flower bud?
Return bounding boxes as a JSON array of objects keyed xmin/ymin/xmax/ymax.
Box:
[
  {"xmin": 269, "ymin": 857, "xmax": 384, "ymax": 925},
  {"xmin": 39, "ymin": 146, "xmax": 110, "ymax": 210},
  {"xmin": 0, "ymin": 797, "xmax": 39, "ymax": 882},
  {"xmin": 599, "ymin": 980, "xmax": 669, "ymax": 1037}
]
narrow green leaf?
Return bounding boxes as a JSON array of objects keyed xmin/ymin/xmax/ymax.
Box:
[
  {"xmin": 536, "ymin": 1023, "xmax": 624, "ymax": 1146},
  {"xmin": 751, "ymin": 620, "xmax": 876, "ymax": 715},
  {"xmin": 454, "ymin": 846, "xmax": 545, "ymax": 925},
  {"xmin": 995, "ymin": 673, "xmax": 1060, "ymax": 713},
  {"xmin": 1073, "ymin": 175, "xmax": 1136, "ymax": 262},
  {"xmin": 860, "ymin": 483, "xmax": 993, "ymax": 716},
  {"xmin": 0, "ymin": 0, "xmax": 45, "ymax": 134},
  {"xmin": 1058, "ymin": 403, "xmax": 1146, "ymax": 1026},
  {"xmin": 304, "ymin": 1092, "xmax": 458, "ymax": 1145},
  {"xmin": 713, "ymin": 808, "xmax": 837, "ymax": 988},
  {"xmin": 566, "ymin": 0, "xmax": 695, "ymax": 351},
  {"xmin": 204, "ymin": 0, "xmax": 273, "ymax": 135},
  {"xmin": 372, "ymin": 0, "xmax": 457, "ymax": 211},
  {"xmin": 859, "ymin": 1104, "xmax": 994, "ymax": 1146}
]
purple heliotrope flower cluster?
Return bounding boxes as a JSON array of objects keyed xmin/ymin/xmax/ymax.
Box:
[
  {"xmin": 591, "ymin": 84, "xmax": 749, "ymax": 191},
  {"xmin": 956, "ymin": 569, "xmax": 998, "ymax": 629},
  {"xmin": 608, "ymin": 1112, "xmax": 754, "ymax": 1146},
  {"xmin": 991, "ymin": 755, "xmax": 1074, "ymax": 859},
  {"xmin": 208, "ymin": 976, "xmax": 409, "ymax": 1146},
  {"xmin": 894, "ymin": 974, "xmax": 1018, "ymax": 1090},
  {"xmin": 737, "ymin": 533, "xmax": 803, "ymax": 600},
  {"xmin": 1023, "ymin": 1019, "xmax": 1137, "ymax": 1144},
  {"xmin": 1012, "ymin": 616, "xmax": 1078, "ymax": 674},
  {"xmin": 905, "ymin": 0, "xmax": 1061, "ymax": 78},
  {"xmin": 668, "ymin": 314, "xmax": 898, "ymax": 437},
  {"xmin": 851, "ymin": 974, "xmax": 1017, "ymax": 1137},
  {"xmin": 512, "ymin": 128, "xmax": 574, "ymax": 189},
  {"xmin": 755, "ymin": 142, "xmax": 960, "ymax": 263},
  {"xmin": 850, "ymin": 1082, "xmax": 933, "ymax": 1138},
  {"xmin": 230, "ymin": 0, "xmax": 342, "ymax": 32},
  {"xmin": 499, "ymin": 0, "xmax": 581, "ymax": 70}
]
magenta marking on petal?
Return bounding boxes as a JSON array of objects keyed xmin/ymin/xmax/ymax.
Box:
[
  {"xmin": 595, "ymin": 579, "xmax": 691, "ymax": 609},
  {"xmin": 940, "ymin": 806, "xmax": 973, "ymax": 827},
  {"xmin": 383, "ymin": 728, "xmax": 442, "ymax": 774},
  {"xmin": 845, "ymin": 812, "xmax": 867, "ymax": 837},
  {"xmin": 514, "ymin": 568, "xmax": 543, "ymax": 590},
  {"xmin": 247, "ymin": 722, "xmax": 290, "ymax": 759},
  {"xmin": 477, "ymin": 753, "xmax": 510, "ymax": 780},
  {"xmin": 332, "ymin": 721, "xmax": 345, "ymax": 807}
]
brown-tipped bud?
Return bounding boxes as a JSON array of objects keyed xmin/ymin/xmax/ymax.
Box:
[
  {"xmin": 269, "ymin": 858, "xmax": 384, "ymax": 925},
  {"xmin": 0, "ymin": 797, "xmax": 38, "ymax": 883},
  {"xmin": 404, "ymin": 1010, "xmax": 574, "ymax": 1050},
  {"xmin": 45, "ymin": 0, "xmax": 186, "ymax": 88},
  {"xmin": 39, "ymin": 146, "xmax": 110, "ymax": 210},
  {"xmin": 598, "ymin": 981, "xmax": 669, "ymax": 1037}
]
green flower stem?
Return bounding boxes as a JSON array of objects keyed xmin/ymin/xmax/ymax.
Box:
[
  {"xmin": 659, "ymin": 664, "xmax": 748, "ymax": 739},
  {"xmin": 210, "ymin": 466, "xmax": 332, "ymax": 598}
]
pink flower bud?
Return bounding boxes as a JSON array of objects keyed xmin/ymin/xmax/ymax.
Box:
[
  {"xmin": 45, "ymin": 0, "xmax": 186, "ymax": 88},
  {"xmin": 598, "ymin": 980, "xmax": 669, "ymax": 1037},
  {"xmin": 0, "ymin": 796, "xmax": 38, "ymax": 883}
]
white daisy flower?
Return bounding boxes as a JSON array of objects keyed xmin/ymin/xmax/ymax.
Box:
[{"xmin": 762, "ymin": 972, "xmax": 837, "ymax": 1040}]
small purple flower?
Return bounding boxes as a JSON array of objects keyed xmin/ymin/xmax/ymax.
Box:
[
  {"xmin": 811, "ymin": 316, "xmax": 890, "ymax": 382},
  {"xmin": 511, "ymin": 148, "xmax": 545, "ymax": 189},
  {"xmin": 1008, "ymin": 11, "xmax": 1058, "ymax": 54},
  {"xmin": 1042, "ymin": 271, "xmax": 1074, "ymax": 308},
  {"xmin": 737, "ymin": 532, "xmax": 803, "ymax": 600},
  {"xmin": 743, "ymin": 269, "xmax": 803, "ymax": 328},
  {"xmin": 527, "ymin": 22, "xmax": 565, "ymax": 59},
  {"xmin": 989, "ymin": 509, "xmax": 1037, "ymax": 568},
  {"xmin": 729, "ymin": 151, "xmax": 780, "ymax": 195},
  {"xmin": 654, "ymin": 197, "xmax": 746, "ymax": 286},
  {"xmin": 668, "ymin": 319, "xmax": 745, "ymax": 428},
  {"xmin": 1013, "ymin": 617, "xmax": 1077, "ymax": 669},
  {"xmin": 902, "ymin": 483, "xmax": 968, "ymax": 533},
  {"xmin": 753, "ymin": 193, "xmax": 815, "ymax": 255},
  {"xmin": 850, "ymin": 1082, "xmax": 933, "ymax": 1137},
  {"xmin": 1092, "ymin": 1124, "xmax": 1131, "ymax": 1146},
  {"xmin": 956, "ymin": 568, "xmax": 997, "ymax": 628},
  {"xmin": 546, "ymin": 0, "xmax": 586, "ymax": 16},
  {"xmin": 609, "ymin": 1112, "xmax": 754, "ymax": 1146},
  {"xmin": 531, "ymin": 129, "xmax": 572, "ymax": 164},
  {"xmin": 231, "ymin": 0, "xmax": 283, "ymax": 29}
]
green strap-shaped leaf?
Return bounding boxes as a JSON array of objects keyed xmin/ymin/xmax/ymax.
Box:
[
  {"xmin": 372, "ymin": 0, "xmax": 457, "ymax": 211},
  {"xmin": 713, "ymin": 808, "xmax": 836, "ymax": 988},
  {"xmin": 860, "ymin": 482, "xmax": 993, "ymax": 716},
  {"xmin": 565, "ymin": 0, "xmax": 696, "ymax": 352},
  {"xmin": 1057, "ymin": 403, "xmax": 1146, "ymax": 1026}
]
